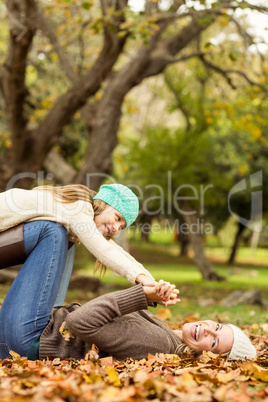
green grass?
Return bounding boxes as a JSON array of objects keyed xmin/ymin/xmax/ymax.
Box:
[{"xmin": 205, "ymin": 246, "xmax": 268, "ymax": 266}]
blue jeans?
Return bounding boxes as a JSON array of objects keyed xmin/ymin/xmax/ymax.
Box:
[{"xmin": 0, "ymin": 221, "xmax": 75, "ymax": 359}]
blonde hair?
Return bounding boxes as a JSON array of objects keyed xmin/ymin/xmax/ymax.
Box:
[{"xmin": 34, "ymin": 184, "xmax": 109, "ymax": 275}]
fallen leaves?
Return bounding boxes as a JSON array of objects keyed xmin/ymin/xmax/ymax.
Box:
[{"xmin": 0, "ymin": 327, "xmax": 267, "ymax": 401}]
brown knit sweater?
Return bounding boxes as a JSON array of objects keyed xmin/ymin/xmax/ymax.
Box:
[{"xmin": 39, "ymin": 285, "xmax": 183, "ymax": 360}]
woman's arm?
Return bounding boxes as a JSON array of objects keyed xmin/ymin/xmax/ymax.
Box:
[
  {"xmin": 66, "ymin": 284, "xmax": 181, "ymax": 342},
  {"xmin": 66, "ymin": 285, "xmax": 148, "ymax": 344},
  {"xmin": 65, "ymin": 285, "xmax": 177, "ymax": 359}
]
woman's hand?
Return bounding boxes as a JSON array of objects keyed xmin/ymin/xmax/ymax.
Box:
[
  {"xmin": 155, "ymin": 280, "xmax": 178, "ymax": 303},
  {"xmin": 136, "ymin": 275, "xmax": 180, "ymax": 306},
  {"xmin": 143, "ymin": 282, "xmax": 181, "ymax": 306}
]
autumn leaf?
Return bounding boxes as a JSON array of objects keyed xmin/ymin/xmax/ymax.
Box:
[
  {"xmin": 59, "ymin": 321, "xmax": 75, "ymax": 341},
  {"xmin": 106, "ymin": 366, "xmax": 121, "ymax": 386}
]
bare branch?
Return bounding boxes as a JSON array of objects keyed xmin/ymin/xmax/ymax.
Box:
[
  {"xmin": 140, "ymin": 18, "xmax": 210, "ymax": 78},
  {"xmin": 77, "ymin": 19, "xmax": 93, "ymax": 74},
  {"xmin": 230, "ymin": 16, "xmax": 254, "ymax": 48},
  {"xmin": 200, "ymin": 55, "xmax": 268, "ymax": 93},
  {"xmin": 164, "ymin": 71, "xmax": 191, "ymax": 131},
  {"xmin": 166, "ymin": 52, "xmax": 205, "ymax": 65},
  {"xmin": 37, "ymin": 11, "xmax": 78, "ymax": 83}
]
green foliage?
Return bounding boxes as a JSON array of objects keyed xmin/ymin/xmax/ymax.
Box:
[{"xmin": 113, "ymin": 35, "xmax": 268, "ymax": 231}]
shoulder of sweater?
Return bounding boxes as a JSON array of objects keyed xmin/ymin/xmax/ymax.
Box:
[{"xmin": 5, "ymin": 188, "xmax": 94, "ymax": 215}]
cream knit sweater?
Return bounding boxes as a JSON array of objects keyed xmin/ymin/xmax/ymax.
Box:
[{"xmin": 0, "ymin": 188, "xmax": 154, "ymax": 284}]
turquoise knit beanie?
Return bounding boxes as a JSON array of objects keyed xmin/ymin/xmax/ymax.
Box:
[{"xmin": 93, "ymin": 184, "xmax": 139, "ymax": 227}]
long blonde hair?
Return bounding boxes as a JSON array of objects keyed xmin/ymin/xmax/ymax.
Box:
[{"xmin": 35, "ymin": 184, "xmax": 108, "ymax": 276}]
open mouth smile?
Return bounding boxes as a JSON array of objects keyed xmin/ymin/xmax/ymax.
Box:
[{"xmin": 192, "ymin": 324, "xmax": 201, "ymax": 341}]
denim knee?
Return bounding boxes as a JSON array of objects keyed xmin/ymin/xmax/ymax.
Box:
[
  {"xmin": 24, "ymin": 221, "xmax": 68, "ymax": 256},
  {"xmin": 42, "ymin": 221, "xmax": 68, "ymax": 245}
]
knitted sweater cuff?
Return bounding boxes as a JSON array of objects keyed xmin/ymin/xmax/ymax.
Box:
[{"xmin": 116, "ymin": 284, "xmax": 148, "ymax": 316}]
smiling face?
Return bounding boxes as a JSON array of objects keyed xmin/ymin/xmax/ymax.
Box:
[
  {"xmin": 181, "ymin": 320, "xmax": 233, "ymax": 354},
  {"xmin": 94, "ymin": 205, "xmax": 126, "ymax": 237}
]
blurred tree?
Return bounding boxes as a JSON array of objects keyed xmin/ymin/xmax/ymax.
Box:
[
  {"xmin": 113, "ymin": 40, "xmax": 268, "ymax": 278},
  {"xmin": 0, "ymin": 0, "xmax": 267, "ymax": 191}
]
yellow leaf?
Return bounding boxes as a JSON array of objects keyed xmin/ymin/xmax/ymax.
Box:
[
  {"xmin": 205, "ymin": 117, "xmax": 213, "ymax": 124},
  {"xmin": 254, "ymin": 371, "xmax": 268, "ymax": 382},
  {"xmin": 181, "ymin": 372, "xmax": 197, "ymax": 388},
  {"xmin": 251, "ymin": 127, "xmax": 261, "ymax": 139},
  {"xmin": 240, "ymin": 361, "xmax": 268, "ymax": 382},
  {"xmin": 59, "ymin": 321, "xmax": 75, "ymax": 341},
  {"xmin": 9, "ymin": 350, "xmax": 21, "ymax": 360},
  {"xmin": 238, "ymin": 165, "xmax": 249, "ymax": 176},
  {"xmin": 95, "ymin": 92, "xmax": 102, "ymax": 100},
  {"xmin": 106, "ymin": 366, "xmax": 121, "ymax": 386},
  {"xmin": 250, "ymin": 323, "xmax": 259, "ymax": 331},
  {"xmin": 83, "ymin": 373, "xmax": 103, "ymax": 384},
  {"xmin": 216, "ymin": 369, "xmax": 241, "ymax": 384}
]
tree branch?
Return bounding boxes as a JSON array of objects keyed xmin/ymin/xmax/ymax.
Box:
[
  {"xmin": 37, "ymin": 11, "xmax": 78, "ymax": 83},
  {"xmin": 164, "ymin": 71, "xmax": 191, "ymax": 131},
  {"xmin": 200, "ymin": 55, "xmax": 268, "ymax": 93},
  {"xmin": 31, "ymin": 2, "xmax": 128, "ymax": 162},
  {"xmin": 230, "ymin": 16, "xmax": 254, "ymax": 47}
]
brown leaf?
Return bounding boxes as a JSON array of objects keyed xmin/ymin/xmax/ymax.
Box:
[
  {"xmin": 100, "ymin": 356, "xmax": 114, "ymax": 367},
  {"xmin": 155, "ymin": 308, "xmax": 172, "ymax": 320}
]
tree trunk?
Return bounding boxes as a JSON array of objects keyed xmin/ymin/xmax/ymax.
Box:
[
  {"xmin": 228, "ymin": 222, "xmax": 246, "ymax": 265},
  {"xmin": 182, "ymin": 204, "xmax": 225, "ymax": 281},
  {"xmin": 139, "ymin": 214, "xmax": 153, "ymax": 243},
  {"xmin": 178, "ymin": 231, "xmax": 190, "ymax": 256}
]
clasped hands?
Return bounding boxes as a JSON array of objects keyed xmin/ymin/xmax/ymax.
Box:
[{"xmin": 136, "ymin": 274, "xmax": 180, "ymax": 306}]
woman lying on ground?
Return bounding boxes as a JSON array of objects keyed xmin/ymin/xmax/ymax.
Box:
[
  {"xmin": 0, "ymin": 234, "xmax": 256, "ymax": 361},
  {"xmin": 41, "ymin": 285, "xmax": 256, "ymax": 361}
]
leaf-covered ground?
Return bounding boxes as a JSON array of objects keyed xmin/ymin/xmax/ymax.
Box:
[{"xmin": 0, "ymin": 323, "xmax": 268, "ymax": 402}]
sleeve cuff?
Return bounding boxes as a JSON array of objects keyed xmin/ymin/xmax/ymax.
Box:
[{"xmin": 115, "ymin": 284, "xmax": 148, "ymax": 316}]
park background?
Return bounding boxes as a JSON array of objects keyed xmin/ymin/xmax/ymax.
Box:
[{"xmin": 1, "ymin": 0, "xmax": 268, "ymax": 326}]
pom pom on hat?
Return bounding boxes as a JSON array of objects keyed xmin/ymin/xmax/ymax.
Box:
[
  {"xmin": 93, "ymin": 184, "xmax": 139, "ymax": 227},
  {"xmin": 227, "ymin": 324, "xmax": 256, "ymax": 360}
]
